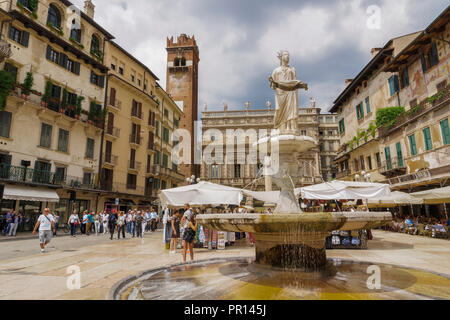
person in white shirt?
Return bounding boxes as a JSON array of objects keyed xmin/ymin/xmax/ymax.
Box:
[
  {"xmin": 102, "ymin": 212, "xmax": 109, "ymax": 234},
  {"xmin": 68, "ymin": 210, "xmax": 80, "ymax": 237},
  {"xmin": 32, "ymin": 208, "xmax": 55, "ymax": 253},
  {"xmin": 144, "ymin": 210, "xmax": 151, "ymax": 232},
  {"xmin": 162, "ymin": 207, "xmax": 170, "ymax": 244}
]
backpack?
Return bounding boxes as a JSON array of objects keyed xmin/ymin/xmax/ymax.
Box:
[{"xmin": 109, "ymin": 214, "xmax": 116, "ymax": 224}]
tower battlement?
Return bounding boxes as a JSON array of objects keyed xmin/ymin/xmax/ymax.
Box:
[{"xmin": 167, "ymin": 34, "xmax": 198, "ymax": 48}]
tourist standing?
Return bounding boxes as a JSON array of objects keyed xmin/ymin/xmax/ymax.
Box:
[
  {"xmin": 135, "ymin": 211, "xmax": 143, "ymax": 238},
  {"xmin": 32, "ymin": 208, "xmax": 55, "ymax": 253},
  {"xmin": 180, "ymin": 204, "xmax": 193, "ymax": 239},
  {"xmin": 94, "ymin": 212, "xmax": 101, "ymax": 235},
  {"xmin": 8, "ymin": 211, "xmax": 19, "ymax": 237},
  {"xmin": 53, "ymin": 211, "xmax": 60, "ymax": 236},
  {"xmin": 4, "ymin": 209, "xmax": 13, "ymax": 236},
  {"xmin": 85, "ymin": 211, "xmax": 92, "ymax": 236},
  {"xmin": 81, "ymin": 211, "xmax": 88, "ymax": 234},
  {"xmin": 144, "ymin": 210, "xmax": 151, "ymax": 232},
  {"xmin": 182, "ymin": 214, "xmax": 197, "ymax": 262},
  {"xmin": 150, "ymin": 208, "xmax": 158, "ymax": 232},
  {"xmin": 170, "ymin": 211, "xmax": 180, "ymax": 254},
  {"xmin": 108, "ymin": 211, "xmax": 118, "ymax": 240},
  {"xmin": 163, "ymin": 207, "xmax": 170, "ymax": 244},
  {"xmin": 102, "ymin": 211, "xmax": 109, "ymax": 235},
  {"xmin": 117, "ymin": 211, "xmax": 126, "ymax": 239},
  {"xmin": 68, "ymin": 210, "xmax": 79, "ymax": 237}
]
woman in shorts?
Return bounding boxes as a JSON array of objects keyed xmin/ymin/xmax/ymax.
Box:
[{"xmin": 182, "ymin": 214, "xmax": 198, "ymax": 262}]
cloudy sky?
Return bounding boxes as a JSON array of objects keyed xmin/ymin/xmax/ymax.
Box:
[{"xmin": 73, "ymin": 0, "xmax": 447, "ymax": 114}]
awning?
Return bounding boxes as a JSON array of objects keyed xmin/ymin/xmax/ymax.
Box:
[
  {"xmin": 299, "ymin": 181, "xmax": 391, "ymax": 200},
  {"xmin": 411, "ymin": 186, "xmax": 450, "ymax": 204},
  {"xmin": 2, "ymin": 185, "xmax": 60, "ymax": 202}
]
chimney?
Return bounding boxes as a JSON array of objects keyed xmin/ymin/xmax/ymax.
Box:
[
  {"xmin": 84, "ymin": 0, "xmax": 95, "ymax": 19},
  {"xmin": 345, "ymin": 79, "xmax": 353, "ymax": 86},
  {"xmin": 371, "ymin": 47, "xmax": 382, "ymax": 57}
]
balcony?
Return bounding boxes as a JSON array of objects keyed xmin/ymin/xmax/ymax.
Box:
[
  {"xmin": 61, "ymin": 175, "xmax": 95, "ymax": 189},
  {"xmin": 105, "ymin": 127, "xmax": 120, "ymax": 139},
  {"xmin": 108, "ymin": 99, "xmax": 122, "ymax": 111},
  {"xmin": 131, "ymin": 110, "xmax": 143, "ymax": 120},
  {"xmin": 128, "ymin": 161, "xmax": 142, "ymax": 172},
  {"xmin": 379, "ymin": 157, "xmax": 407, "ymax": 178},
  {"xmin": 129, "ymin": 134, "xmax": 143, "ymax": 146},
  {"xmin": 103, "ymin": 153, "xmax": 118, "ymax": 166},
  {"xmin": 0, "ymin": 38, "xmax": 12, "ymax": 63},
  {"xmin": 146, "ymin": 165, "xmax": 160, "ymax": 176},
  {"xmin": 336, "ymin": 169, "xmax": 351, "ymax": 179},
  {"xmin": 0, "ymin": 164, "xmax": 59, "ymax": 186}
]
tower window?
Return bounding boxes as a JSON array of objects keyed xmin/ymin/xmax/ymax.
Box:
[{"xmin": 181, "ymin": 57, "xmax": 186, "ymax": 66}]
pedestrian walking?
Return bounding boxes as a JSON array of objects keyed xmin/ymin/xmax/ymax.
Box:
[
  {"xmin": 150, "ymin": 207, "xmax": 159, "ymax": 232},
  {"xmin": 163, "ymin": 206, "xmax": 171, "ymax": 244},
  {"xmin": 170, "ymin": 211, "xmax": 181, "ymax": 254},
  {"xmin": 117, "ymin": 211, "xmax": 126, "ymax": 239},
  {"xmin": 182, "ymin": 213, "xmax": 197, "ymax": 262},
  {"xmin": 81, "ymin": 211, "xmax": 88, "ymax": 234},
  {"xmin": 108, "ymin": 210, "xmax": 118, "ymax": 240},
  {"xmin": 144, "ymin": 210, "xmax": 151, "ymax": 232},
  {"xmin": 68, "ymin": 210, "xmax": 79, "ymax": 237},
  {"xmin": 32, "ymin": 208, "xmax": 55, "ymax": 253},
  {"xmin": 4, "ymin": 208, "xmax": 14, "ymax": 236},
  {"xmin": 53, "ymin": 211, "xmax": 60, "ymax": 236},
  {"xmin": 94, "ymin": 212, "xmax": 100, "ymax": 235}
]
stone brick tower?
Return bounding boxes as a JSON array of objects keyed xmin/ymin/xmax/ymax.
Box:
[{"xmin": 166, "ymin": 34, "xmax": 200, "ymax": 180}]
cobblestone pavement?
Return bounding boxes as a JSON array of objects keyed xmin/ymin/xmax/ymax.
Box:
[{"xmin": 0, "ymin": 230, "xmax": 448, "ymax": 300}]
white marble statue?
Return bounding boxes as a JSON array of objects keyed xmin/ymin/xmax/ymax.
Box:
[
  {"xmin": 269, "ymin": 51, "xmax": 308, "ymax": 133},
  {"xmin": 203, "ymin": 102, "xmax": 207, "ymax": 112},
  {"xmin": 310, "ymin": 97, "xmax": 316, "ymax": 108},
  {"xmin": 223, "ymin": 102, "xmax": 228, "ymax": 112}
]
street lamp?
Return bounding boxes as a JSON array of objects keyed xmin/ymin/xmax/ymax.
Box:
[{"xmin": 187, "ymin": 175, "xmax": 201, "ymax": 185}]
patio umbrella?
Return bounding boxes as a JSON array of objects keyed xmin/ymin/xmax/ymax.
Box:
[
  {"xmin": 411, "ymin": 186, "xmax": 450, "ymax": 204},
  {"xmin": 299, "ymin": 180, "xmax": 391, "ymax": 200},
  {"xmin": 368, "ymin": 191, "xmax": 424, "ymax": 206}
]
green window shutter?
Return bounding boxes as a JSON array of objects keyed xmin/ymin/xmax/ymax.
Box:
[
  {"xmin": 99, "ymin": 75, "xmax": 105, "ymax": 88},
  {"xmin": 74, "ymin": 62, "xmax": 80, "ymax": 75},
  {"xmin": 365, "ymin": 97, "xmax": 370, "ymax": 114},
  {"xmin": 40, "ymin": 123, "xmax": 52, "ymax": 148},
  {"xmin": 423, "ymin": 127, "xmax": 433, "ymax": 151},
  {"xmin": 420, "ymin": 54, "xmax": 427, "ymax": 73},
  {"xmin": 59, "ymin": 53, "xmax": 67, "ymax": 68},
  {"xmin": 0, "ymin": 111, "xmax": 12, "ymax": 138},
  {"xmin": 356, "ymin": 105, "xmax": 360, "ymax": 120},
  {"xmin": 58, "ymin": 129, "xmax": 69, "ymax": 152},
  {"xmin": 396, "ymin": 142, "xmax": 403, "ymax": 167},
  {"xmin": 385, "ymin": 147, "xmax": 392, "ymax": 170},
  {"xmin": 360, "ymin": 102, "xmax": 364, "ymax": 118},
  {"xmin": 440, "ymin": 118, "xmax": 450, "ymax": 145},
  {"xmin": 408, "ymin": 134, "xmax": 417, "ymax": 156},
  {"xmin": 431, "ymin": 42, "xmax": 439, "ymax": 66},
  {"xmin": 20, "ymin": 30, "xmax": 30, "ymax": 47}
]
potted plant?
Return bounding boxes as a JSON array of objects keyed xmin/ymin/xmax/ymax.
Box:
[
  {"xmin": 0, "ymin": 70, "xmax": 15, "ymax": 110},
  {"xmin": 21, "ymin": 71, "xmax": 34, "ymax": 100},
  {"xmin": 41, "ymin": 81, "xmax": 52, "ymax": 107}
]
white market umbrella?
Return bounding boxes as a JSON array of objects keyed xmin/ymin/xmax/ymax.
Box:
[
  {"xmin": 368, "ymin": 191, "xmax": 423, "ymax": 207},
  {"xmin": 159, "ymin": 181, "xmax": 243, "ymax": 207},
  {"xmin": 411, "ymin": 186, "xmax": 450, "ymax": 204},
  {"xmin": 299, "ymin": 180, "xmax": 391, "ymax": 200}
]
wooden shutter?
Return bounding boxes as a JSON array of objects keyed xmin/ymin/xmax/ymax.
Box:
[
  {"xmin": 59, "ymin": 53, "xmax": 67, "ymax": 68},
  {"xmin": 20, "ymin": 31, "xmax": 29, "ymax": 47},
  {"xmin": 137, "ymin": 124, "xmax": 141, "ymax": 143},
  {"xmin": 90, "ymin": 70, "xmax": 95, "ymax": 84},
  {"xmin": 74, "ymin": 62, "xmax": 80, "ymax": 75},
  {"xmin": 107, "ymin": 112, "xmax": 114, "ymax": 133},
  {"xmin": 138, "ymin": 102, "xmax": 142, "ymax": 119},
  {"xmin": 110, "ymin": 87, "xmax": 116, "ymax": 105},
  {"xmin": 99, "ymin": 75, "xmax": 105, "ymax": 88}
]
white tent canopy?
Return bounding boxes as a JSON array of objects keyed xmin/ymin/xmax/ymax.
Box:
[
  {"xmin": 411, "ymin": 186, "xmax": 450, "ymax": 204},
  {"xmin": 368, "ymin": 191, "xmax": 424, "ymax": 206},
  {"xmin": 159, "ymin": 181, "xmax": 243, "ymax": 207},
  {"xmin": 299, "ymin": 181, "xmax": 391, "ymax": 200},
  {"xmin": 2, "ymin": 185, "xmax": 60, "ymax": 203}
]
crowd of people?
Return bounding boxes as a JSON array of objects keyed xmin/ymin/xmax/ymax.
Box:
[{"xmin": 384, "ymin": 215, "xmax": 449, "ymax": 238}]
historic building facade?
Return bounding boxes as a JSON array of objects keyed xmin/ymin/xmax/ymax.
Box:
[
  {"xmin": 0, "ymin": 0, "xmax": 112, "ymax": 226},
  {"xmin": 200, "ymin": 102, "xmax": 338, "ymax": 195},
  {"xmin": 331, "ymin": 7, "xmax": 449, "ymax": 194},
  {"xmin": 330, "ymin": 32, "xmax": 421, "ymax": 183},
  {"xmin": 166, "ymin": 34, "xmax": 200, "ymax": 179}
]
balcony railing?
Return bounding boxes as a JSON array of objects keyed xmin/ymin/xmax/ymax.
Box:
[
  {"xmin": 379, "ymin": 157, "xmax": 407, "ymax": 176},
  {"xmin": 106, "ymin": 127, "xmax": 120, "ymax": 138},
  {"xmin": 103, "ymin": 153, "xmax": 118, "ymax": 166},
  {"xmin": 128, "ymin": 161, "xmax": 142, "ymax": 172},
  {"xmin": 336, "ymin": 169, "xmax": 351, "ymax": 179},
  {"xmin": 129, "ymin": 134, "xmax": 143, "ymax": 145},
  {"xmin": 108, "ymin": 99, "xmax": 122, "ymax": 110},
  {"xmin": 0, "ymin": 164, "xmax": 59, "ymax": 185},
  {"xmin": 61, "ymin": 175, "xmax": 95, "ymax": 189}
]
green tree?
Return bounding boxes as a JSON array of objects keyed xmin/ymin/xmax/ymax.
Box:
[
  {"xmin": 0, "ymin": 71, "xmax": 15, "ymax": 110},
  {"xmin": 21, "ymin": 72, "xmax": 34, "ymax": 96}
]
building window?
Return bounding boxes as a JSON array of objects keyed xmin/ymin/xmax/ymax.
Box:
[
  {"xmin": 155, "ymin": 121, "xmax": 160, "ymax": 137},
  {"xmin": 126, "ymin": 173, "xmax": 137, "ymax": 190},
  {"xmin": 83, "ymin": 172, "xmax": 93, "ymax": 186},
  {"xmin": 385, "ymin": 147, "xmax": 392, "ymax": 170},
  {"xmin": 375, "ymin": 152, "xmax": 381, "ymax": 168},
  {"xmin": 211, "ymin": 164, "xmax": 220, "ymax": 179},
  {"xmin": 163, "ymin": 154, "xmax": 169, "ymax": 168},
  {"xmin": 356, "ymin": 102, "xmax": 364, "ymax": 120},
  {"xmin": 91, "ymin": 35, "xmax": 100, "ymax": 53},
  {"xmin": 234, "ymin": 165, "xmax": 241, "ymax": 178},
  {"xmin": 153, "ymin": 178, "xmax": 160, "ymax": 190},
  {"xmin": 54, "ymin": 167, "xmax": 66, "ymax": 184},
  {"xmin": 430, "ymin": 42, "xmax": 439, "ymax": 67},
  {"xmin": 401, "ymin": 67, "xmax": 409, "ymax": 88},
  {"xmin": 339, "ymin": 119, "xmax": 345, "ymax": 134},
  {"xmin": 163, "ymin": 127, "xmax": 170, "ymax": 143},
  {"xmin": 70, "ymin": 19, "xmax": 81, "ymax": 43},
  {"xmin": 85, "ymin": 138, "xmax": 95, "ymax": 159},
  {"xmin": 365, "ymin": 97, "xmax": 370, "ymax": 114},
  {"xmin": 111, "ymin": 63, "xmax": 116, "ymax": 71},
  {"xmin": 423, "ymin": 127, "xmax": 433, "ymax": 151},
  {"xmin": 388, "ymin": 75, "xmax": 399, "ymax": 96},
  {"xmin": 47, "ymin": 5, "xmax": 62, "ymax": 29},
  {"xmin": 118, "ymin": 67, "xmax": 124, "ymax": 75},
  {"xmin": 353, "ymin": 159, "xmax": 359, "ymax": 172},
  {"xmin": 90, "ymin": 71, "xmax": 105, "ymax": 88},
  {"xmin": 154, "ymin": 150, "xmax": 161, "ymax": 165},
  {"xmin": 40, "ymin": 123, "xmax": 52, "ymax": 148},
  {"xmin": 48, "ymin": 47, "xmax": 59, "ymax": 63},
  {"xmin": 440, "ymin": 119, "xmax": 450, "ymax": 145},
  {"xmin": 408, "ymin": 134, "xmax": 417, "ymax": 156},
  {"xmin": 164, "ymin": 108, "xmax": 169, "ymax": 118},
  {"xmin": 0, "ymin": 111, "xmax": 12, "ymax": 138},
  {"xmin": 396, "ymin": 142, "xmax": 403, "ymax": 167},
  {"xmin": 57, "ymin": 129, "xmax": 69, "ymax": 153},
  {"xmin": 367, "ymin": 156, "xmax": 372, "ymax": 170},
  {"xmin": 131, "ymin": 74, "xmax": 135, "ymax": 82},
  {"xmin": 9, "ymin": 25, "xmax": 29, "ymax": 47},
  {"xmin": 360, "ymin": 156, "xmax": 365, "ymax": 171},
  {"xmin": 161, "ymin": 180, "xmax": 167, "ymax": 190}
]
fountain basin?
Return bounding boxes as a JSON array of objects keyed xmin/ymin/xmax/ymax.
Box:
[{"xmin": 197, "ymin": 212, "xmax": 392, "ymax": 270}]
